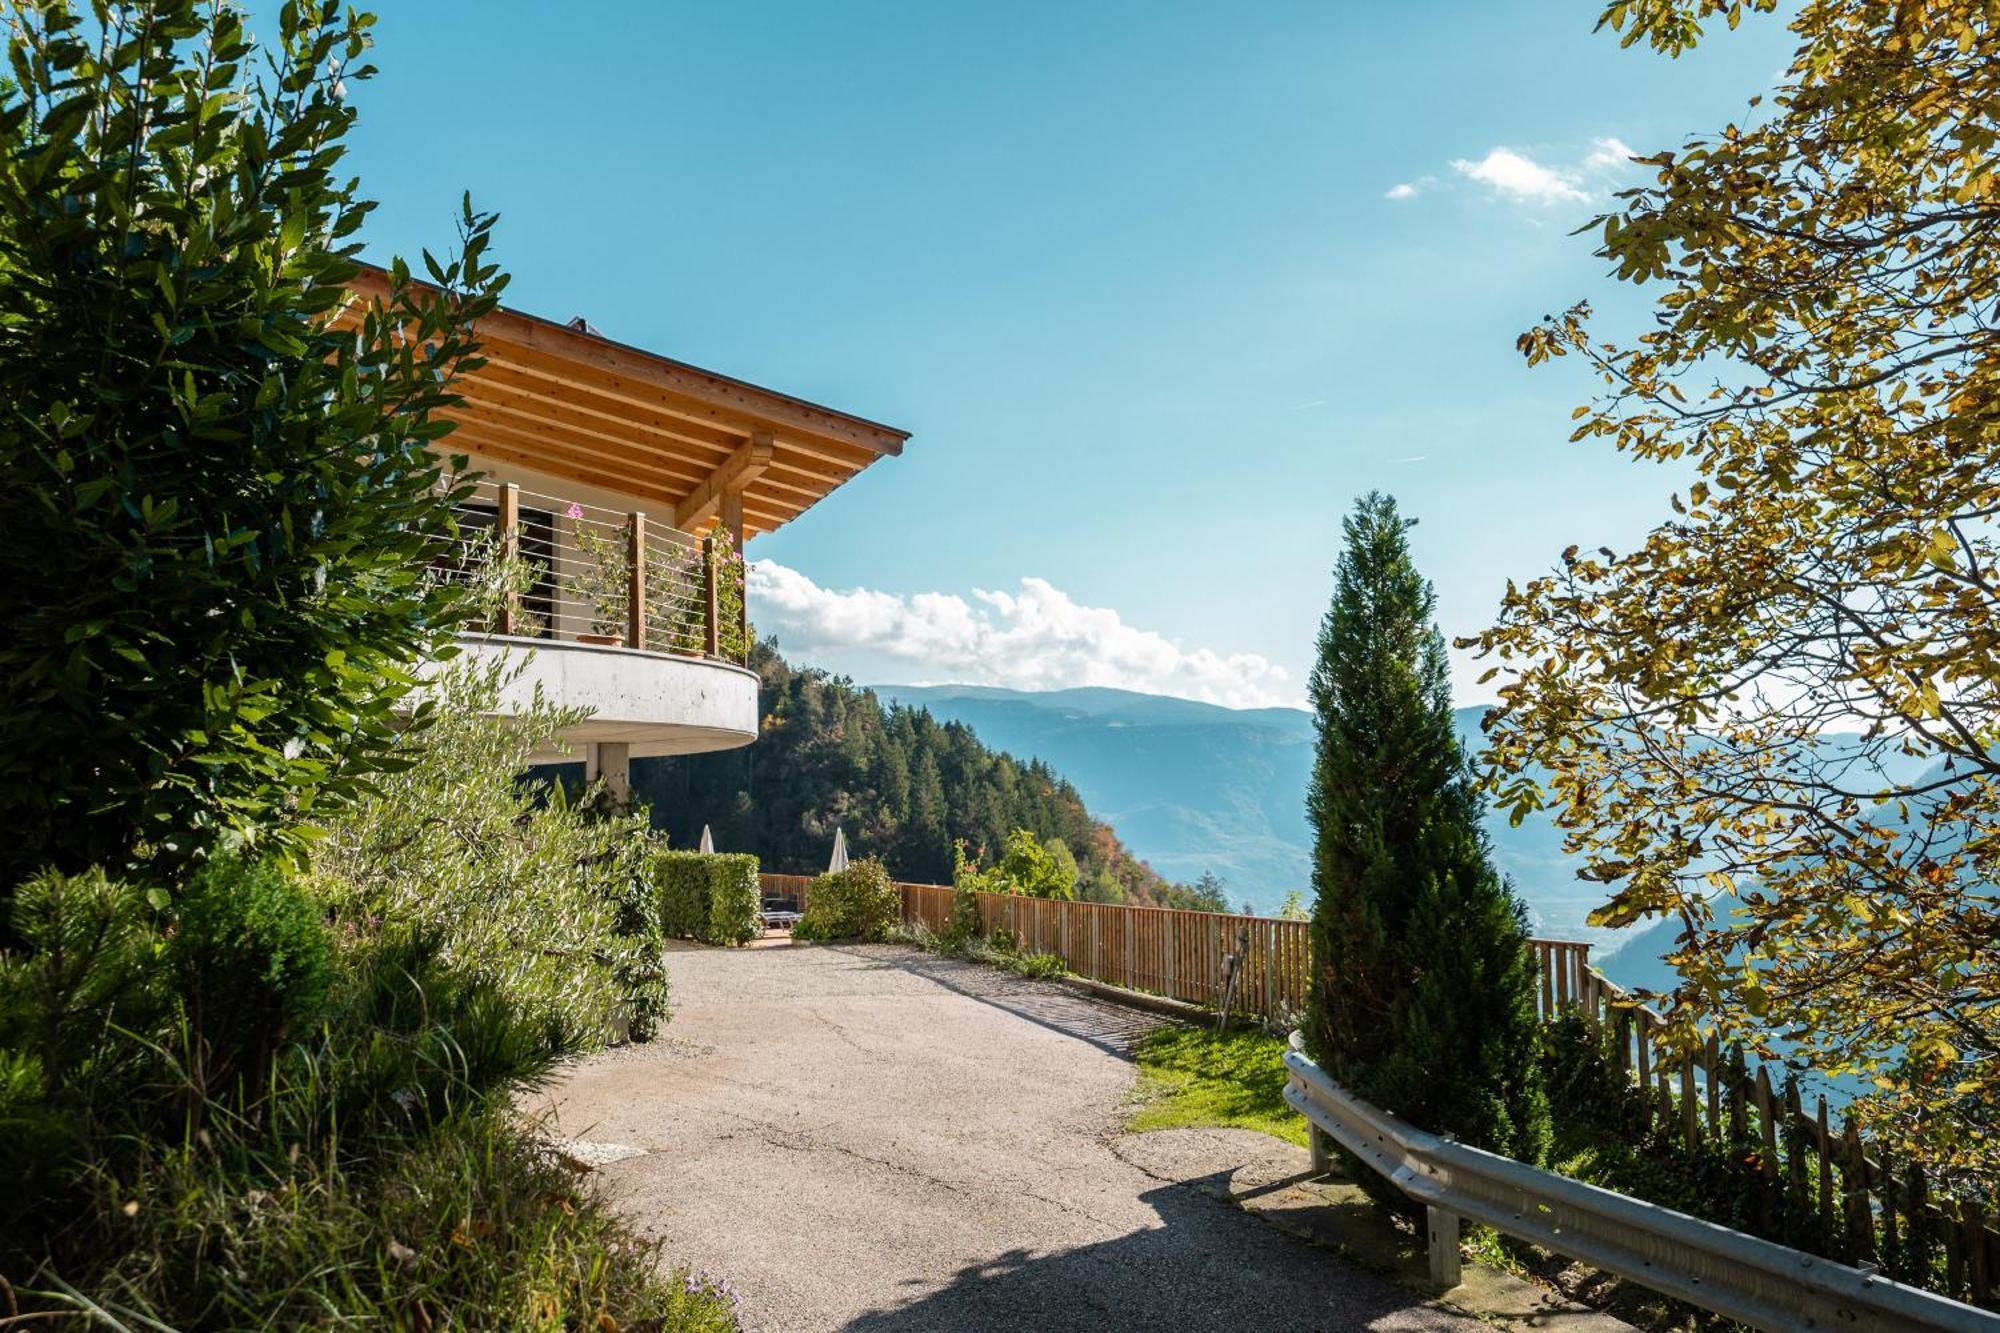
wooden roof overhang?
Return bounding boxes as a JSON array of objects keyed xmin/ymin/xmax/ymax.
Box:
[{"xmin": 342, "ymin": 266, "xmax": 909, "ymax": 540}]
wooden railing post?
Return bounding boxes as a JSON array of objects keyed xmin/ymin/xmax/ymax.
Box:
[
  {"xmin": 702, "ymin": 533, "xmax": 721, "ymax": 658},
  {"xmin": 626, "ymin": 512, "xmax": 647, "ymax": 650},
  {"xmin": 496, "ymin": 482, "xmax": 520, "ymax": 635}
]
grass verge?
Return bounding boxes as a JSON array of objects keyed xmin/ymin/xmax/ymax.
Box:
[{"xmin": 1126, "ymin": 1024, "xmax": 1306, "ymax": 1147}]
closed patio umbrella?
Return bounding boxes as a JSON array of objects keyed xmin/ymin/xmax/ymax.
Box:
[
  {"xmin": 698, "ymin": 824, "xmax": 715, "ymax": 854},
  {"xmin": 828, "ymin": 827, "xmax": 849, "ymax": 873}
]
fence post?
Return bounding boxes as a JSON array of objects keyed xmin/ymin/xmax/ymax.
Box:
[
  {"xmin": 1427, "ymin": 1205, "xmax": 1462, "ymax": 1287},
  {"xmin": 1309, "ymin": 1124, "xmax": 1332, "ymax": 1176},
  {"xmin": 496, "ymin": 482, "xmax": 520, "ymax": 635},
  {"xmin": 1263, "ymin": 919, "xmax": 1276, "ymax": 1019},
  {"xmin": 626, "ymin": 512, "xmax": 646, "ymax": 650}
]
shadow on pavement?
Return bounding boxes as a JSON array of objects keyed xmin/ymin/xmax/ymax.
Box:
[
  {"xmin": 837, "ymin": 1169, "xmax": 1454, "ymax": 1333},
  {"xmin": 821, "ymin": 944, "xmax": 1166, "ymax": 1058}
]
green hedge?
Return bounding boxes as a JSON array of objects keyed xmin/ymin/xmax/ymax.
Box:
[
  {"xmin": 654, "ymin": 851, "xmax": 761, "ymax": 945},
  {"xmin": 792, "ymin": 858, "xmax": 900, "ymax": 942}
]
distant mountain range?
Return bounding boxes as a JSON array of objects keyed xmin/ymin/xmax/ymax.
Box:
[{"xmin": 872, "ymin": 684, "xmax": 1619, "ymax": 952}]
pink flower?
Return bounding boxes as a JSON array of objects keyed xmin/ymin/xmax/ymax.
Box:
[{"xmin": 565, "ymin": 502, "xmax": 584, "ymax": 520}]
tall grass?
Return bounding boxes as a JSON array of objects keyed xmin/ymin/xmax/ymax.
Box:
[{"xmin": 0, "ymin": 666, "xmax": 729, "ymax": 1329}]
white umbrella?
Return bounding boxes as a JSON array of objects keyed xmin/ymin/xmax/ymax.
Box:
[
  {"xmin": 698, "ymin": 824, "xmax": 715, "ymax": 854},
  {"xmin": 828, "ymin": 827, "xmax": 849, "ymax": 873}
]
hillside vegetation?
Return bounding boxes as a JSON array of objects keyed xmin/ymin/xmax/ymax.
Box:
[{"xmin": 634, "ymin": 645, "xmax": 1223, "ymax": 910}]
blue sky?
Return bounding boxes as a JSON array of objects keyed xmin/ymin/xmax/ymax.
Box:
[{"xmin": 330, "ymin": 2, "xmax": 1794, "ymax": 708}]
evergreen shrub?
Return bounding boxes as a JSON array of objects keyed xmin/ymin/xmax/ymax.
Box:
[
  {"xmin": 655, "ymin": 852, "xmax": 761, "ymax": 945},
  {"xmin": 168, "ymin": 855, "xmax": 332, "ymax": 1088},
  {"xmin": 1305, "ymin": 492, "xmax": 1550, "ymax": 1209}
]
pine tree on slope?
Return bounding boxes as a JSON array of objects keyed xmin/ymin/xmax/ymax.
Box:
[{"xmin": 1305, "ymin": 493, "xmax": 1549, "ymax": 1201}]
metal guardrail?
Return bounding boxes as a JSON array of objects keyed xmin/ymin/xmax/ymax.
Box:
[{"xmin": 1283, "ymin": 1034, "xmax": 2000, "ymax": 1333}]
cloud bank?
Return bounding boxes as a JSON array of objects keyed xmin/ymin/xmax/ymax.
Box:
[{"xmin": 749, "ymin": 560, "xmax": 1296, "ymax": 709}]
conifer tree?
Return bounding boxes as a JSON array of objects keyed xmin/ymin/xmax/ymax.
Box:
[{"xmin": 1305, "ymin": 493, "xmax": 1548, "ymax": 1192}]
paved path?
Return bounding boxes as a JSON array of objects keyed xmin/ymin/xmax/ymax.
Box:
[{"xmin": 540, "ymin": 942, "xmax": 1486, "ymax": 1333}]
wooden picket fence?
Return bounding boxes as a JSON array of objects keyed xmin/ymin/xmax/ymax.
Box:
[
  {"xmin": 763, "ymin": 873, "xmax": 1568, "ymax": 1027},
  {"xmin": 761, "ymin": 873, "xmax": 1998, "ymax": 1308},
  {"xmin": 1533, "ymin": 938, "xmax": 1999, "ymax": 1310}
]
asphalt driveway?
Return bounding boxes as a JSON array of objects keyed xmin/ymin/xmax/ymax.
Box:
[{"xmin": 539, "ymin": 942, "xmax": 1486, "ymax": 1333}]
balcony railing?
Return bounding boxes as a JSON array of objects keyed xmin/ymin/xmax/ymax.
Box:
[{"xmin": 433, "ymin": 478, "xmax": 750, "ymax": 665}]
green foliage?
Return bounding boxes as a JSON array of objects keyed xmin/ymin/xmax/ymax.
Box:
[
  {"xmin": 1082, "ymin": 865, "xmax": 1127, "ymax": 903},
  {"xmin": 634, "ymin": 643, "xmax": 1188, "ymax": 903},
  {"xmin": 0, "ymin": 2, "xmax": 508, "ymax": 890},
  {"xmin": 948, "ymin": 840, "xmax": 991, "ymax": 942},
  {"xmin": 992, "ymin": 828, "xmax": 1079, "ymax": 900},
  {"xmin": 1009, "ymin": 948, "xmax": 1068, "ymax": 980},
  {"xmin": 1539, "ymin": 1010, "xmax": 1825, "ymax": 1262},
  {"xmin": 1155, "ymin": 870, "xmax": 1230, "ymax": 914},
  {"xmin": 61, "ymin": 1100, "xmax": 743, "ymax": 1332},
  {"xmin": 655, "ymin": 851, "xmax": 761, "ymax": 946},
  {"xmin": 793, "ymin": 858, "xmax": 900, "ymax": 942},
  {"xmin": 894, "ymin": 919, "xmax": 1067, "ymax": 981},
  {"xmin": 0, "ymin": 867, "xmax": 167, "ymax": 1234},
  {"xmin": 1306, "ymin": 493, "xmax": 1549, "ymax": 1205},
  {"xmin": 1477, "ymin": 0, "xmax": 2000, "ymax": 1193},
  {"xmin": 708, "ymin": 527, "xmax": 751, "ymax": 663},
  {"xmin": 0, "ymin": 714, "xmax": 716, "ymax": 1324},
  {"xmin": 0, "ymin": 885, "xmax": 730, "ymax": 1328},
  {"xmin": 318, "ymin": 657, "xmax": 669, "ymax": 1044},
  {"xmin": 1128, "ymin": 1026, "xmax": 1306, "ymax": 1147},
  {"xmin": 168, "ymin": 855, "xmax": 332, "ymax": 1094}
]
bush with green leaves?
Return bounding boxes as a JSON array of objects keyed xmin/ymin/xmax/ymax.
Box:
[
  {"xmin": 0, "ymin": 864, "xmax": 735, "ymax": 1329},
  {"xmin": 993, "ymin": 829, "xmax": 1079, "ymax": 900},
  {"xmin": 316, "ymin": 655, "xmax": 670, "ymax": 1044},
  {"xmin": 655, "ymin": 851, "xmax": 761, "ymax": 945},
  {"xmin": 168, "ymin": 854, "xmax": 333, "ymax": 1097},
  {"xmin": 0, "ymin": 1, "xmax": 509, "ymax": 894},
  {"xmin": 792, "ymin": 858, "xmax": 900, "ymax": 941}
]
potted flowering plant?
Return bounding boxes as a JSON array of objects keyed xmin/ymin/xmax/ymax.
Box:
[{"xmin": 562, "ymin": 503, "xmax": 629, "ymax": 644}]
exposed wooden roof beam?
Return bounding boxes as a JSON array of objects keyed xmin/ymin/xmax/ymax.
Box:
[
  {"xmin": 445, "ymin": 396, "xmax": 835, "ymax": 512},
  {"xmin": 677, "ymin": 436, "xmax": 776, "ymax": 531},
  {"xmin": 340, "ymin": 267, "xmax": 907, "ymax": 541}
]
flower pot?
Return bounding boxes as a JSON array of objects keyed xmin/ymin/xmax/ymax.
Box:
[{"xmin": 577, "ymin": 632, "xmax": 624, "ymax": 647}]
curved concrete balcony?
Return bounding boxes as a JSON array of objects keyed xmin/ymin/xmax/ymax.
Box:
[{"xmin": 456, "ymin": 634, "xmax": 759, "ymax": 764}]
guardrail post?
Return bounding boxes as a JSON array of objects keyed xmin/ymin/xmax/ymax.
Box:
[
  {"xmin": 1427, "ymin": 1205, "xmax": 1462, "ymax": 1288},
  {"xmin": 1309, "ymin": 1124, "xmax": 1331, "ymax": 1176},
  {"xmin": 496, "ymin": 482, "xmax": 520, "ymax": 635}
]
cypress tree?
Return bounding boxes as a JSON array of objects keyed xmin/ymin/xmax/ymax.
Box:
[{"xmin": 1305, "ymin": 493, "xmax": 1549, "ymax": 1198}]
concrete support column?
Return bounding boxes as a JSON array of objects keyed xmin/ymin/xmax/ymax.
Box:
[{"xmin": 588, "ymin": 741, "xmax": 632, "ymax": 808}]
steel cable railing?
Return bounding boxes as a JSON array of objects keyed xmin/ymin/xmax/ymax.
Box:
[{"xmin": 428, "ymin": 478, "xmax": 747, "ymax": 664}]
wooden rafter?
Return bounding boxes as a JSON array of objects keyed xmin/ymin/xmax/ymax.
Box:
[
  {"xmin": 676, "ymin": 436, "xmax": 776, "ymax": 531},
  {"xmin": 339, "ymin": 266, "xmax": 908, "ymax": 541}
]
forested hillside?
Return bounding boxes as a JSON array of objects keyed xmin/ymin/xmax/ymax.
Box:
[{"xmin": 631, "ymin": 645, "xmax": 1217, "ymax": 909}]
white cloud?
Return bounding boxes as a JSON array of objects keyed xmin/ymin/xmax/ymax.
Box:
[
  {"xmin": 748, "ymin": 560, "xmax": 1297, "ymax": 709},
  {"xmin": 1450, "ymin": 147, "xmax": 1589, "ymax": 204},
  {"xmin": 1385, "ymin": 182, "xmax": 1420, "ymax": 201},
  {"xmin": 1582, "ymin": 135, "xmax": 1637, "ymax": 172}
]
